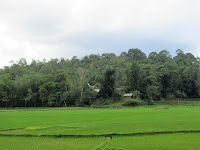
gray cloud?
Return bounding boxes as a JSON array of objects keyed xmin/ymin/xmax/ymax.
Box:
[
  {"xmin": 0, "ymin": 0, "xmax": 200, "ymax": 68},
  {"xmin": 22, "ymin": 16, "xmax": 63, "ymax": 36}
]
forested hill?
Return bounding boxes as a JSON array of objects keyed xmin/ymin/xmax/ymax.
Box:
[{"xmin": 0, "ymin": 48, "xmax": 200, "ymax": 107}]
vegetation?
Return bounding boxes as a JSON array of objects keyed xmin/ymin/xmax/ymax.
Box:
[
  {"xmin": 1, "ymin": 106, "xmax": 200, "ymax": 149},
  {"xmin": 2, "ymin": 133, "xmax": 200, "ymax": 150},
  {"xmin": 0, "ymin": 136, "xmax": 104, "ymax": 150},
  {"xmin": 104, "ymin": 133, "xmax": 200, "ymax": 150},
  {"xmin": 1, "ymin": 48, "xmax": 200, "ymax": 149},
  {"xmin": 122, "ymin": 99, "xmax": 147, "ymax": 107},
  {"xmin": 0, "ymin": 49, "xmax": 199, "ymax": 107},
  {"xmin": 1, "ymin": 105, "xmax": 200, "ymax": 136}
]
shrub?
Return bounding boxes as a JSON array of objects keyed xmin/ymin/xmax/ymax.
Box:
[
  {"xmin": 166, "ymin": 94, "xmax": 175, "ymax": 100},
  {"xmin": 123, "ymin": 99, "xmax": 147, "ymax": 107}
]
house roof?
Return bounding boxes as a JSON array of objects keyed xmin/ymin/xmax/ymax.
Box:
[
  {"xmin": 123, "ymin": 93, "xmax": 133, "ymax": 97},
  {"xmin": 116, "ymin": 86, "xmax": 125, "ymax": 91},
  {"xmin": 94, "ymin": 89, "xmax": 100, "ymax": 92}
]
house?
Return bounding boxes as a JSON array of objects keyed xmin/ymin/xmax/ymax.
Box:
[
  {"xmin": 94, "ymin": 89, "xmax": 100, "ymax": 92},
  {"xmin": 116, "ymin": 86, "xmax": 126, "ymax": 93},
  {"xmin": 87, "ymin": 83, "xmax": 100, "ymax": 93},
  {"xmin": 123, "ymin": 93, "xmax": 133, "ymax": 98}
]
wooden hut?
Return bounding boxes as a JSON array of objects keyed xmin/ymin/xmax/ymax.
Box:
[{"xmin": 123, "ymin": 93, "xmax": 133, "ymax": 98}]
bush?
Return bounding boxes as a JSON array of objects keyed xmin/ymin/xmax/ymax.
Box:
[
  {"xmin": 166, "ymin": 94, "xmax": 176, "ymax": 100},
  {"xmin": 175, "ymin": 91, "xmax": 187, "ymax": 99},
  {"xmin": 123, "ymin": 99, "xmax": 147, "ymax": 107},
  {"xmin": 90, "ymin": 98, "xmax": 115, "ymax": 108}
]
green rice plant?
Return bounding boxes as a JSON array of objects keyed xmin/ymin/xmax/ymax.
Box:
[
  {"xmin": 0, "ymin": 136, "xmax": 104, "ymax": 150},
  {"xmin": 103, "ymin": 133, "xmax": 200, "ymax": 150},
  {"xmin": 24, "ymin": 126, "xmax": 51, "ymax": 130},
  {"xmin": 1, "ymin": 106, "xmax": 200, "ymax": 149},
  {"xmin": 90, "ymin": 137, "xmax": 111, "ymax": 150},
  {"xmin": 1, "ymin": 106, "xmax": 200, "ymax": 136}
]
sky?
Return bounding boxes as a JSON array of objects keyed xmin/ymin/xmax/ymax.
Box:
[{"xmin": 0, "ymin": 0, "xmax": 200, "ymax": 68}]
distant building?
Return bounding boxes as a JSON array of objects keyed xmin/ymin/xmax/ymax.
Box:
[
  {"xmin": 94, "ymin": 89, "xmax": 100, "ymax": 92},
  {"xmin": 116, "ymin": 86, "xmax": 126, "ymax": 94},
  {"xmin": 87, "ymin": 83, "xmax": 100, "ymax": 93},
  {"xmin": 123, "ymin": 93, "xmax": 133, "ymax": 98}
]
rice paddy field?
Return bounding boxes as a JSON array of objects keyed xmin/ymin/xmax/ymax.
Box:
[{"xmin": 1, "ymin": 105, "xmax": 200, "ymax": 149}]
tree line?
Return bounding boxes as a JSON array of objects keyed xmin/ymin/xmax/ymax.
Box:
[{"xmin": 0, "ymin": 48, "xmax": 200, "ymax": 107}]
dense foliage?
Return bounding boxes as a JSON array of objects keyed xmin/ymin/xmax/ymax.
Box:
[{"xmin": 0, "ymin": 48, "xmax": 200, "ymax": 107}]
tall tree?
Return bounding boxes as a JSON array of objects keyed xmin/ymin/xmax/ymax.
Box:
[
  {"xmin": 77, "ymin": 68, "xmax": 88, "ymax": 105},
  {"xmin": 100, "ymin": 69, "xmax": 116, "ymax": 98},
  {"xmin": 128, "ymin": 48, "xmax": 147, "ymax": 61}
]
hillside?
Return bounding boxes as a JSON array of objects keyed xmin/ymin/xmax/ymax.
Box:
[{"xmin": 0, "ymin": 48, "xmax": 200, "ymax": 107}]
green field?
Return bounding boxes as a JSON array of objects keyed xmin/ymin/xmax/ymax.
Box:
[
  {"xmin": 104, "ymin": 133, "xmax": 200, "ymax": 150},
  {"xmin": 1, "ymin": 105, "xmax": 200, "ymax": 149},
  {"xmin": 0, "ymin": 136, "xmax": 104, "ymax": 150}
]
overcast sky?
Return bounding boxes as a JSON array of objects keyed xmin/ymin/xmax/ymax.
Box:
[{"xmin": 0, "ymin": 0, "xmax": 200, "ymax": 68}]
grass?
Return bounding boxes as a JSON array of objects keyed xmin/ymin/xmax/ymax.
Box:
[
  {"xmin": 103, "ymin": 133, "xmax": 200, "ymax": 150},
  {"xmin": 1, "ymin": 133, "xmax": 200, "ymax": 150},
  {"xmin": 24, "ymin": 126, "xmax": 51, "ymax": 130},
  {"xmin": 1, "ymin": 104, "xmax": 200, "ymax": 149},
  {"xmin": 0, "ymin": 136, "xmax": 104, "ymax": 150},
  {"xmin": 1, "ymin": 105, "xmax": 200, "ymax": 135}
]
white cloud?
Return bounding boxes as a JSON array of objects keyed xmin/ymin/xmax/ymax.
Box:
[{"xmin": 0, "ymin": 0, "xmax": 200, "ymax": 67}]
